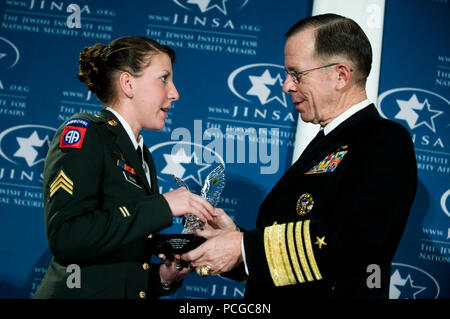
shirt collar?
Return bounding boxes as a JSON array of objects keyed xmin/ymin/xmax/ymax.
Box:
[
  {"xmin": 323, "ymin": 99, "xmax": 371, "ymax": 135},
  {"xmin": 105, "ymin": 107, "xmax": 144, "ymax": 150}
]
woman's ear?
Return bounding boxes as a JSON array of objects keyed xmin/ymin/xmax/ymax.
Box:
[{"xmin": 118, "ymin": 72, "xmax": 135, "ymax": 99}]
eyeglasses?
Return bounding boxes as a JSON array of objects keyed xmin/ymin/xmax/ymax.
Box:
[{"xmin": 285, "ymin": 63, "xmax": 344, "ymax": 84}]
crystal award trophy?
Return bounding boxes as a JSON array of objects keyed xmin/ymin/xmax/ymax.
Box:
[{"xmin": 149, "ymin": 165, "xmax": 226, "ymax": 256}]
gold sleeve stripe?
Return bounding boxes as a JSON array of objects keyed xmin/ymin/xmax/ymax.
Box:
[
  {"xmin": 119, "ymin": 206, "xmax": 130, "ymax": 217},
  {"xmin": 278, "ymin": 224, "xmax": 297, "ymax": 286},
  {"xmin": 287, "ymin": 222, "xmax": 305, "ymax": 283},
  {"xmin": 264, "ymin": 224, "xmax": 296, "ymax": 287},
  {"xmin": 263, "ymin": 226, "xmax": 277, "ymax": 285},
  {"xmin": 295, "ymin": 221, "xmax": 314, "ymax": 282},
  {"xmin": 303, "ymin": 220, "xmax": 323, "ymax": 280}
]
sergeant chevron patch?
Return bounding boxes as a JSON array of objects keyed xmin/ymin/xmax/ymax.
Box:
[{"xmin": 49, "ymin": 170, "xmax": 73, "ymax": 198}]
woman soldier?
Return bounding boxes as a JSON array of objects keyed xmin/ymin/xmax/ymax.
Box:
[{"xmin": 34, "ymin": 36, "xmax": 215, "ymax": 299}]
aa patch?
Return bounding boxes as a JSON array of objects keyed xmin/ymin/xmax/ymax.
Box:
[
  {"xmin": 306, "ymin": 146, "xmax": 348, "ymax": 174},
  {"xmin": 59, "ymin": 126, "xmax": 87, "ymax": 149}
]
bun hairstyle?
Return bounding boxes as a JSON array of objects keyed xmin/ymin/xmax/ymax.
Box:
[{"xmin": 77, "ymin": 36, "xmax": 175, "ymax": 105}]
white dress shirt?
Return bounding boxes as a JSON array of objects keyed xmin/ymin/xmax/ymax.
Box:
[{"xmin": 106, "ymin": 107, "xmax": 151, "ymax": 188}]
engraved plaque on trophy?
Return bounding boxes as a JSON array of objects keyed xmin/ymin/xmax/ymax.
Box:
[{"xmin": 150, "ymin": 165, "xmax": 226, "ymax": 255}]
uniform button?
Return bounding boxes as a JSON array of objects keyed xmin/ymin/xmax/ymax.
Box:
[
  {"xmin": 148, "ymin": 234, "xmax": 153, "ymax": 239},
  {"xmin": 142, "ymin": 263, "xmax": 149, "ymax": 270},
  {"xmin": 139, "ymin": 291, "xmax": 146, "ymax": 299}
]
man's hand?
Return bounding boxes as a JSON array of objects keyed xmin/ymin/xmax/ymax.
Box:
[
  {"xmin": 181, "ymin": 230, "xmax": 243, "ymax": 276},
  {"xmin": 204, "ymin": 208, "xmax": 238, "ymax": 232}
]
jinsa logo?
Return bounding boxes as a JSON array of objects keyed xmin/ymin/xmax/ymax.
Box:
[
  {"xmin": 0, "ymin": 125, "xmax": 56, "ymax": 167},
  {"xmin": 228, "ymin": 63, "xmax": 287, "ymax": 107},
  {"xmin": 390, "ymin": 263, "xmax": 440, "ymax": 299},
  {"xmin": 441, "ymin": 189, "xmax": 450, "ymax": 218},
  {"xmin": 172, "ymin": 0, "xmax": 248, "ymax": 15},
  {"xmin": 378, "ymin": 88, "xmax": 448, "ymax": 134},
  {"xmin": 149, "ymin": 141, "xmax": 225, "ymax": 190},
  {"xmin": 0, "ymin": 37, "xmax": 20, "ymax": 70}
]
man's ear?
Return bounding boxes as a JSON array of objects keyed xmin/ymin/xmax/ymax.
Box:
[
  {"xmin": 335, "ymin": 63, "xmax": 353, "ymax": 90},
  {"xmin": 118, "ymin": 72, "xmax": 135, "ymax": 98}
]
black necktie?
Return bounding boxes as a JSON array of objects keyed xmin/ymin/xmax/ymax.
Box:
[
  {"xmin": 307, "ymin": 129, "xmax": 325, "ymax": 150},
  {"xmin": 136, "ymin": 146, "xmax": 143, "ymax": 165}
]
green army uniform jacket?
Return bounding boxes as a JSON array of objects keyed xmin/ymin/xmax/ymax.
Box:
[{"xmin": 34, "ymin": 109, "xmax": 177, "ymax": 299}]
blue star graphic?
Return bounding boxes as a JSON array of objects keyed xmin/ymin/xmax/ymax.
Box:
[
  {"xmin": 264, "ymin": 73, "xmax": 287, "ymax": 107},
  {"xmin": 414, "ymin": 99, "xmax": 443, "ymax": 133},
  {"xmin": 187, "ymin": 0, "xmax": 228, "ymax": 15},
  {"xmin": 246, "ymin": 69, "xmax": 287, "ymax": 106},
  {"xmin": 35, "ymin": 135, "xmax": 50, "ymax": 164},
  {"xmin": 13, "ymin": 131, "xmax": 51, "ymax": 167},
  {"xmin": 180, "ymin": 155, "xmax": 210, "ymax": 187},
  {"xmin": 207, "ymin": 0, "xmax": 228, "ymax": 13},
  {"xmin": 393, "ymin": 275, "xmax": 426, "ymax": 299}
]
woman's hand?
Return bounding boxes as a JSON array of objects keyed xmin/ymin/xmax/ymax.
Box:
[
  {"xmin": 158, "ymin": 254, "xmax": 192, "ymax": 285},
  {"xmin": 163, "ymin": 187, "xmax": 216, "ymax": 222}
]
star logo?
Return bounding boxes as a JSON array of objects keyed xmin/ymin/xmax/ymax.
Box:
[
  {"xmin": 395, "ymin": 94, "xmax": 443, "ymax": 133},
  {"xmin": 391, "ymin": 270, "xmax": 426, "ymax": 299},
  {"xmin": 246, "ymin": 69, "xmax": 287, "ymax": 107},
  {"xmin": 187, "ymin": 0, "xmax": 228, "ymax": 15},
  {"xmin": 0, "ymin": 37, "xmax": 20, "ymax": 69},
  {"xmin": 13, "ymin": 131, "xmax": 51, "ymax": 167},
  {"xmin": 161, "ymin": 148, "xmax": 210, "ymax": 186}
]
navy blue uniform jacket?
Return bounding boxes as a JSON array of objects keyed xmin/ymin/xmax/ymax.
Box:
[{"xmin": 239, "ymin": 105, "xmax": 417, "ymax": 299}]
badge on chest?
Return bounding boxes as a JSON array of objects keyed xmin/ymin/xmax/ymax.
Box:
[
  {"xmin": 305, "ymin": 145, "xmax": 348, "ymax": 175},
  {"xmin": 116, "ymin": 159, "xmax": 142, "ymax": 189}
]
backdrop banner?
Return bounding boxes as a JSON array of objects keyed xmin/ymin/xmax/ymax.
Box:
[
  {"xmin": 0, "ymin": 0, "xmax": 448, "ymax": 300},
  {"xmin": 377, "ymin": 0, "xmax": 449, "ymax": 299}
]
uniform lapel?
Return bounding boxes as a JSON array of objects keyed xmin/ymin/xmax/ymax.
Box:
[
  {"xmin": 296, "ymin": 104, "xmax": 380, "ymax": 176},
  {"xmin": 265, "ymin": 105, "xmax": 380, "ymax": 196},
  {"xmin": 99, "ymin": 109, "xmax": 152, "ymax": 193},
  {"xmin": 142, "ymin": 146, "xmax": 158, "ymax": 194}
]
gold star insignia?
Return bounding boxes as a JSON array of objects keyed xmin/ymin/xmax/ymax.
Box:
[{"xmin": 315, "ymin": 236, "xmax": 327, "ymax": 249}]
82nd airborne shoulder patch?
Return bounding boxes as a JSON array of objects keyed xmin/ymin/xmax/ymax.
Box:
[{"xmin": 59, "ymin": 118, "xmax": 89, "ymax": 149}]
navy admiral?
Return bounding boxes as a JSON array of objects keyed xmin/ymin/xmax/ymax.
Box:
[
  {"xmin": 34, "ymin": 36, "xmax": 215, "ymax": 299},
  {"xmin": 181, "ymin": 14, "xmax": 417, "ymax": 299}
]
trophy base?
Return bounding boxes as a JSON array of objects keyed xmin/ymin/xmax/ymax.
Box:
[{"xmin": 150, "ymin": 234, "xmax": 206, "ymax": 256}]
